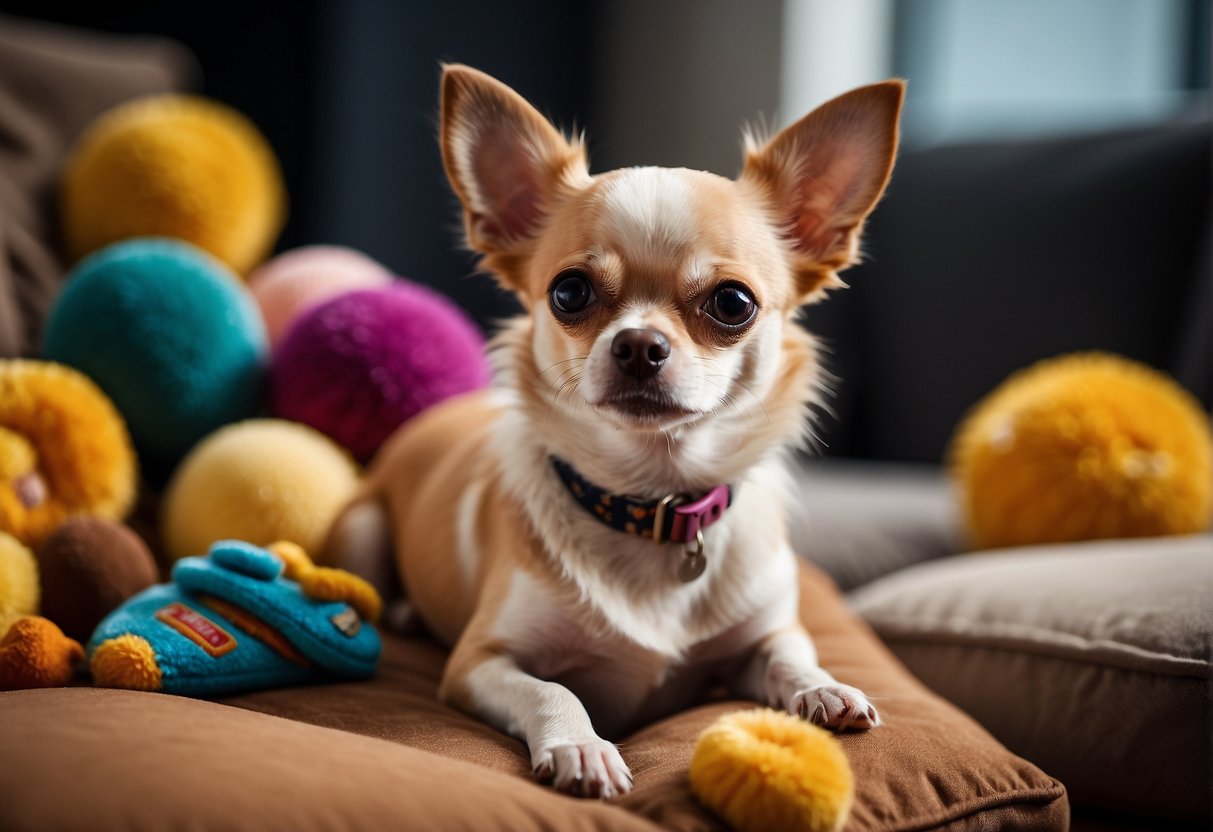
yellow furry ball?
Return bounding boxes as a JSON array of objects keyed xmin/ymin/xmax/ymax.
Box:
[
  {"xmin": 0, "ymin": 361, "xmax": 137, "ymax": 549},
  {"xmin": 61, "ymin": 94, "xmax": 286, "ymax": 275},
  {"xmin": 0, "ymin": 532, "xmax": 38, "ymax": 637},
  {"xmin": 690, "ymin": 709, "xmax": 854, "ymax": 832},
  {"xmin": 161, "ymin": 419, "xmax": 359, "ymax": 562},
  {"xmin": 950, "ymin": 352, "xmax": 1213, "ymax": 550}
]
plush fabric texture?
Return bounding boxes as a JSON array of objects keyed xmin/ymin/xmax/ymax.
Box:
[
  {"xmin": 2, "ymin": 562, "xmax": 1066, "ymax": 830},
  {"xmin": 247, "ymin": 245, "xmax": 392, "ymax": 349},
  {"xmin": 0, "ymin": 15, "xmax": 195, "ymax": 359},
  {"xmin": 89, "ymin": 540, "xmax": 381, "ymax": 696},
  {"xmin": 0, "ymin": 360, "xmax": 137, "ymax": 548},
  {"xmin": 270, "ymin": 283, "xmax": 491, "ymax": 462},
  {"xmin": 42, "ymin": 239, "xmax": 267, "ymax": 477},
  {"xmin": 789, "ymin": 459, "xmax": 962, "ymax": 591},
  {"xmin": 160, "ymin": 419, "xmax": 359, "ymax": 562},
  {"xmin": 37, "ymin": 516, "xmax": 159, "ymax": 642},
  {"xmin": 850, "ymin": 535, "xmax": 1213, "ymax": 821},
  {"xmin": 950, "ymin": 352, "xmax": 1213, "ymax": 549},
  {"xmin": 689, "ymin": 709, "xmax": 853, "ymax": 832},
  {"xmin": 0, "ymin": 531, "xmax": 38, "ymax": 635},
  {"xmin": 0, "ymin": 615, "xmax": 83, "ymax": 690},
  {"xmin": 60, "ymin": 94, "xmax": 285, "ymax": 275}
]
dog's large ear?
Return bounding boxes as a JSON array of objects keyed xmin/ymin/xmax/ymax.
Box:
[
  {"xmin": 440, "ymin": 65, "xmax": 588, "ymax": 271},
  {"xmin": 741, "ymin": 80, "xmax": 904, "ymax": 301}
]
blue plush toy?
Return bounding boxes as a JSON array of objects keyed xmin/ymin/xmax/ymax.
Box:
[{"xmin": 88, "ymin": 540, "xmax": 381, "ymax": 696}]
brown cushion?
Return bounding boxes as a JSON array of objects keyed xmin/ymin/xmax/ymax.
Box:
[
  {"xmin": 0, "ymin": 15, "xmax": 195, "ymax": 357},
  {"xmin": 0, "ymin": 562, "xmax": 1066, "ymax": 830},
  {"xmin": 0, "ymin": 687, "xmax": 658, "ymax": 832},
  {"xmin": 850, "ymin": 535, "xmax": 1213, "ymax": 821},
  {"xmin": 215, "ymin": 561, "xmax": 1066, "ymax": 831}
]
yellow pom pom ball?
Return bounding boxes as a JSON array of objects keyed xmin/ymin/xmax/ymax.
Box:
[
  {"xmin": 0, "ymin": 532, "xmax": 38, "ymax": 636},
  {"xmin": 61, "ymin": 95, "xmax": 286, "ymax": 275},
  {"xmin": 161, "ymin": 420, "xmax": 359, "ymax": 561},
  {"xmin": 950, "ymin": 352, "xmax": 1213, "ymax": 549},
  {"xmin": 690, "ymin": 709, "xmax": 854, "ymax": 832},
  {"xmin": 0, "ymin": 361, "xmax": 137, "ymax": 549}
]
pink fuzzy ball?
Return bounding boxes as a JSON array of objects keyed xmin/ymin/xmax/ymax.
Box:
[
  {"xmin": 270, "ymin": 283, "xmax": 492, "ymax": 461},
  {"xmin": 248, "ymin": 245, "xmax": 392, "ymax": 349}
]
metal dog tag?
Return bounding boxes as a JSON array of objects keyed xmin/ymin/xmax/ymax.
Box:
[{"xmin": 678, "ymin": 530, "xmax": 707, "ymax": 582}]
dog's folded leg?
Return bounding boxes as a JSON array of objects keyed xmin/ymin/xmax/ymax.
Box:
[
  {"xmin": 738, "ymin": 625, "xmax": 880, "ymax": 731},
  {"xmin": 441, "ymin": 652, "xmax": 634, "ymax": 798}
]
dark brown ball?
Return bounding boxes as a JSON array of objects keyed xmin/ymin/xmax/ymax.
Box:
[{"xmin": 38, "ymin": 517, "xmax": 159, "ymax": 642}]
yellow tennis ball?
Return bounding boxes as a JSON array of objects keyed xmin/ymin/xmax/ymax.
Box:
[
  {"xmin": 950, "ymin": 352, "xmax": 1213, "ymax": 550},
  {"xmin": 690, "ymin": 709, "xmax": 854, "ymax": 832},
  {"xmin": 161, "ymin": 420, "xmax": 359, "ymax": 561},
  {"xmin": 61, "ymin": 94, "xmax": 286, "ymax": 275}
]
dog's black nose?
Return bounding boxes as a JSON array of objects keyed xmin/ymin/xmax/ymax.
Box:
[{"xmin": 611, "ymin": 328, "xmax": 671, "ymax": 380}]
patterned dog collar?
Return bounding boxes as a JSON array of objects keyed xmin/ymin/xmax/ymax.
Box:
[{"xmin": 551, "ymin": 457, "xmax": 733, "ymax": 545}]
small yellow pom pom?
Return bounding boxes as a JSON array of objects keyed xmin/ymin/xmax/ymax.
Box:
[
  {"xmin": 951, "ymin": 352, "xmax": 1213, "ymax": 549},
  {"xmin": 690, "ymin": 709, "xmax": 854, "ymax": 832},
  {"xmin": 91, "ymin": 634, "xmax": 163, "ymax": 691},
  {"xmin": 298, "ymin": 567, "xmax": 382, "ymax": 624}
]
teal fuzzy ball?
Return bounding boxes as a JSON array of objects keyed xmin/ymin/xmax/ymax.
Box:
[{"xmin": 43, "ymin": 239, "xmax": 267, "ymax": 477}]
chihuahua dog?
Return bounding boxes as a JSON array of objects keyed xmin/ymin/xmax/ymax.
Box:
[{"xmin": 326, "ymin": 64, "xmax": 903, "ymax": 798}]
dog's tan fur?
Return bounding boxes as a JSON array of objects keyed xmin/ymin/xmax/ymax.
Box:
[{"xmin": 326, "ymin": 65, "xmax": 904, "ymax": 798}]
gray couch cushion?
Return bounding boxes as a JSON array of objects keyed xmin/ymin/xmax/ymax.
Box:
[
  {"xmin": 789, "ymin": 459, "xmax": 962, "ymax": 591},
  {"xmin": 849, "ymin": 534, "xmax": 1213, "ymax": 820}
]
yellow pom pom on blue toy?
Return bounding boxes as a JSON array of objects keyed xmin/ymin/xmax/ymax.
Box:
[
  {"xmin": 690, "ymin": 709, "xmax": 854, "ymax": 832},
  {"xmin": 950, "ymin": 352, "xmax": 1213, "ymax": 549}
]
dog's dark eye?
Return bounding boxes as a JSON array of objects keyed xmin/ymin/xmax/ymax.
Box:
[
  {"xmin": 705, "ymin": 284, "xmax": 757, "ymax": 327},
  {"xmin": 549, "ymin": 270, "xmax": 596, "ymax": 316}
]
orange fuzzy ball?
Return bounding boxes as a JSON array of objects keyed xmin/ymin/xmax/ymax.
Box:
[
  {"xmin": 61, "ymin": 95, "xmax": 286, "ymax": 275},
  {"xmin": 0, "ymin": 616, "xmax": 84, "ymax": 690},
  {"xmin": 690, "ymin": 709, "xmax": 854, "ymax": 832},
  {"xmin": 950, "ymin": 352, "xmax": 1213, "ymax": 550},
  {"xmin": 0, "ymin": 361, "xmax": 137, "ymax": 550}
]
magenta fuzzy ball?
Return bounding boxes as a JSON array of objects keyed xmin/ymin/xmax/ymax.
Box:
[{"xmin": 270, "ymin": 283, "xmax": 492, "ymax": 461}]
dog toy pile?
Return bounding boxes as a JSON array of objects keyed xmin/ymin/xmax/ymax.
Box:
[
  {"xmin": 950, "ymin": 351, "xmax": 1213, "ymax": 549},
  {"xmin": 89, "ymin": 540, "xmax": 381, "ymax": 696},
  {"xmin": 60, "ymin": 94, "xmax": 286, "ymax": 275},
  {"xmin": 690, "ymin": 709, "xmax": 854, "ymax": 832}
]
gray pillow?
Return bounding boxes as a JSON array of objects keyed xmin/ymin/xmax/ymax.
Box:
[{"xmin": 849, "ymin": 534, "xmax": 1213, "ymax": 820}]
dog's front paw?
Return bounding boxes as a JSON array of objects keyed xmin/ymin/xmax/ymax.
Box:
[
  {"xmin": 532, "ymin": 737, "xmax": 633, "ymax": 798},
  {"xmin": 792, "ymin": 684, "xmax": 880, "ymax": 731}
]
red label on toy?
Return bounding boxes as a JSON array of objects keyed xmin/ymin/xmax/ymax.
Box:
[{"xmin": 156, "ymin": 603, "xmax": 238, "ymax": 657}]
